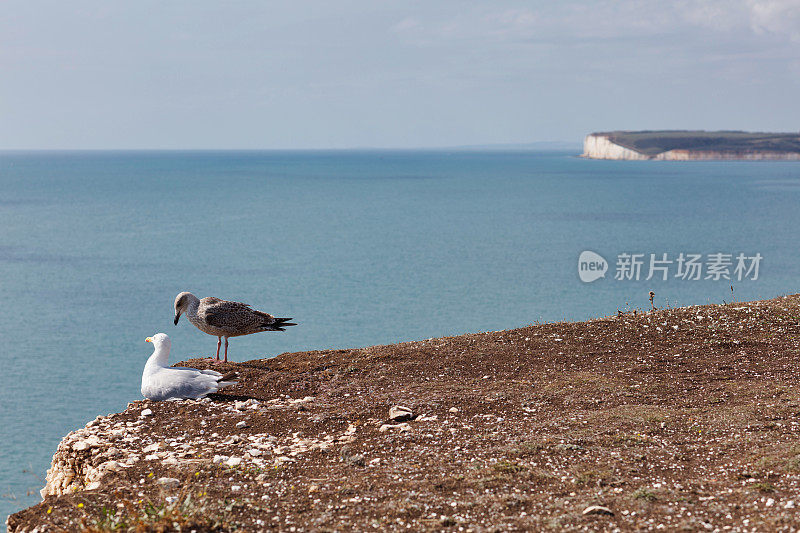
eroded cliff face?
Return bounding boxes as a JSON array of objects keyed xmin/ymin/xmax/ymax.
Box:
[
  {"xmin": 583, "ymin": 133, "xmax": 800, "ymax": 160},
  {"xmin": 39, "ymin": 396, "xmax": 328, "ymax": 499},
  {"xmin": 582, "ymin": 134, "xmax": 649, "ymax": 160}
]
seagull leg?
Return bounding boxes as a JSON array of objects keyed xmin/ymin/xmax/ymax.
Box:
[
  {"xmin": 224, "ymin": 337, "xmax": 229, "ymax": 363},
  {"xmin": 216, "ymin": 337, "xmax": 221, "ymax": 361}
]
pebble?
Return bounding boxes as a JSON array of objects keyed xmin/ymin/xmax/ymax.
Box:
[
  {"xmin": 226, "ymin": 456, "xmax": 242, "ymax": 467},
  {"xmin": 156, "ymin": 477, "xmax": 180, "ymax": 488},
  {"xmin": 449, "ymin": 407, "xmax": 459, "ymax": 413},
  {"xmin": 140, "ymin": 409, "xmax": 153, "ymax": 417},
  {"xmin": 583, "ymin": 505, "xmax": 614, "ymax": 516},
  {"xmin": 236, "ymin": 421, "xmax": 249, "ymax": 429},
  {"xmin": 379, "ymin": 423, "xmax": 412, "ymax": 432}
]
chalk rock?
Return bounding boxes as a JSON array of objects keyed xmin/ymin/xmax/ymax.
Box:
[
  {"xmin": 142, "ymin": 443, "xmax": 160, "ymax": 453},
  {"xmin": 389, "ymin": 405, "xmax": 413, "ymax": 422},
  {"xmin": 583, "ymin": 505, "xmax": 614, "ymax": 516}
]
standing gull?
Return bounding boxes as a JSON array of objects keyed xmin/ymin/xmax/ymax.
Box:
[
  {"xmin": 173, "ymin": 291, "xmax": 296, "ymax": 362},
  {"xmin": 141, "ymin": 333, "xmax": 238, "ymax": 401}
]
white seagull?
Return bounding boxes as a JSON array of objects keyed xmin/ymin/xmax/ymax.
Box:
[{"xmin": 141, "ymin": 333, "xmax": 238, "ymax": 401}]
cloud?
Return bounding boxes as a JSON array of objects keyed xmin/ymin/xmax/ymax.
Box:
[
  {"xmin": 389, "ymin": 1, "xmax": 800, "ymax": 45},
  {"xmin": 747, "ymin": 0, "xmax": 800, "ymax": 41}
]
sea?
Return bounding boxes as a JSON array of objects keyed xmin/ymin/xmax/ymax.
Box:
[{"xmin": 1, "ymin": 149, "xmax": 799, "ymax": 519}]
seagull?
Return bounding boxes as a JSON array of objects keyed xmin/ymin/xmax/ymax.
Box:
[
  {"xmin": 141, "ymin": 333, "xmax": 238, "ymax": 401},
  {"xmin": 173, "ymin": 291, "xmax": 296, "ymax": 362}
]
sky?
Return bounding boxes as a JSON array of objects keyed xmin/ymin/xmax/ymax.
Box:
[{"xmin": 1, "ymin": 0, "xmax": 799, "ymax": 149}]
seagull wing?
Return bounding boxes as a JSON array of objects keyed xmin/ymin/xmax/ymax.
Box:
[
  {"xmin": 143, "ymin": 367, "xmax": 235, "ymax": 400},
  {"xmin": 201, "ymin": 298, "xmax": 269, "ymax": 332}
]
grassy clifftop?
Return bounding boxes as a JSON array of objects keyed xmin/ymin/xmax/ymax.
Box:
[
  {"xmin": 594, "ymin": 130, "xmax": 800, "ymax": 156},
  {"xmin": 8, "ymin": 295, "xmax": 800, "ymax": 531}
]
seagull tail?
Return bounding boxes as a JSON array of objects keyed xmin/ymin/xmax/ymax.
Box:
[
  {"xmin": 216, "ymin": 372, "xmax": 239, "ymax": 389},
  {"xmin": 262, "ymin": 317, "xmax": 297, "ymax": 331}
]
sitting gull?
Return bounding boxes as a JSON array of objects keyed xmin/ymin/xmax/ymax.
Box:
[
  {"xmin": 142, "ymin": 333, "xmax": 238, "ymax": 401},
  {"xmin": 173, "ymin": 291, "xmax": 296, "ymax": 362}
]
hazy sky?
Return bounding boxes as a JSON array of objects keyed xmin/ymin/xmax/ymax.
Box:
[{"xmin": 2, "ymin": 1, "xmax": 800, "ymax": 149}]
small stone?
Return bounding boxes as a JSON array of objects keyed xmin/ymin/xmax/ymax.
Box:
[
  {"xmin": 583, "ymin": 505, "xmax": 614, "ymax": 516},
  {"xmin": 156, "ymin": 477, "xmax": 180, "ymax": 488},
  {"xmin": 140, "ymin": 409, "xmax": 153, "ymax": 417},
  {"xmin": 247, "ymin": 448, "xmax": 263, "ymax": 457},
  {"xmin": 212, "ymin": 455, "xmax": 228, "ymax": 464},
  {"xmin": 340, "ymin": 446, "xmax": 366, "ymax": 467},
  {"xmin": 84, "ymin": 481, "xmax": 102, "ymax": 491},
  {"xmin": 72, "ymin": 441, "xmax": 89, "ymax": 452},
  {"xmin": 449, "ymin": 407, "xmax": 459, "ymax": 413},
  {"xmin": 379, "ymin": 422, "xmax": 411, "ymax": 432},
  {"xmin": 142, "ymin": 443, "xmax": 160, "ymax": 453},
  {"xmin": 235, "ymin": 421, "xmax": 249, "ymax": 429},
  {"xmin": 226, "ymin": 457, "xmax": 242, "ymax": 467},
  {"xmin": 389, "ymin": 405, "xmax": 413, "ymax": 422},
  {"xmin": 765, "ymin": 498, "xmax": 775, "ymax": 507},
  {"xmin": 231, "ymin": 485, "xmax": 241, "ymax": 491}
]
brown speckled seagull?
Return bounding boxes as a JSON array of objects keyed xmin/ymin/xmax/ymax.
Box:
[{"xmin": 173, "ymin": 291, "xmax": 296, "ymax": 362}]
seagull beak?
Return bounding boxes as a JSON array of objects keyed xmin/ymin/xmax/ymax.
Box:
[
  {"xmin": 145, "ymin": 337, "xmax": 153, "ymax": 343},
  {"xmin": 174, "ymin": 313, "xmax": 180, "ymax": 325}
]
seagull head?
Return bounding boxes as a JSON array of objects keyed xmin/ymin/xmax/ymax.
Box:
[
  {"xmin": 145, "ymin": 332, "xmax": 171, "ymax": 351},
  {"xmin": 173, "ymin": 291, "xmax": 194, "ymax": 325}
]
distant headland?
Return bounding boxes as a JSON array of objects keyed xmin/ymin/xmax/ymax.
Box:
[{"xmin": 582, "ymin": 130, "xmax": 800, "ymax": 160}]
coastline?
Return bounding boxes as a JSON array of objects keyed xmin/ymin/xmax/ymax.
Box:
[
  {"xmin": 9, "ymin": 294, "xmax": 800, "ymax": 531},
  {"xmin": 583, "ymin": 131, "xmax": 800, "ymax": 161}
]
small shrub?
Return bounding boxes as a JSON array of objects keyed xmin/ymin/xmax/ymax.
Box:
[{"xmin": 632, "ymin": 488, "xmax": 658, "ymax": 502}]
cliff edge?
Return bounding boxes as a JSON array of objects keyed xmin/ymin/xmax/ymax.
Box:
[
  {"xmin": 583, "ymin": 130, "xmax": 800, "ymax": 160},
  {"xmin": 8, "ymin": 295, "xmax": 800, "ymax": 531}
]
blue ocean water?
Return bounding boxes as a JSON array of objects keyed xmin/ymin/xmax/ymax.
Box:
[{"xmin": 1, "ymin": 150, "xmax": 798, "ymax": 518}]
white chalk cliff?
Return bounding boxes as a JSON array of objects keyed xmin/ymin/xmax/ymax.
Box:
[
  {"xmin": 582, "ymin": 133, "xmax": 800, "ymax": 161},
  {"xmin": 582, "ymin": 134, "xmax": 649, "ymax": 160}
]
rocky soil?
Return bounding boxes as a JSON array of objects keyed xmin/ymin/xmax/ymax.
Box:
[{"xmin": 7, "ymin": 295, "xmax": 800, "ymax": 532}]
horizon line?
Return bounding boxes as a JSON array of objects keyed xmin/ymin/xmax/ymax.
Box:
[{"xmin": 0, "ymin": 141, "xmax": 582, "ymax": 153}]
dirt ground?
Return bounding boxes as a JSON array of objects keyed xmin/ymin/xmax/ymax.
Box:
[{"xmin": 8, "ymin": 295, "xmax": 800, "ymax": 532}]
